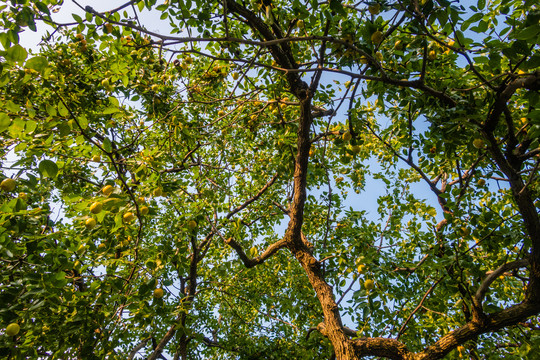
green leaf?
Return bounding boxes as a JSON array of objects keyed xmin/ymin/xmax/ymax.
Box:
[
  {"xmin": 0, "ymin": 113, "xmax": 11, "ymax": 132},
  {"xmin": 6, "ymin": 44, "xmax": 28, "ymax": 62},
  {"xmin": 46, "ymin": 104, "xmax": 57, "ymax": 117},
  {"xmin": 72, "ymin": 13, "xmax": 83, "ymax": 23},
  {"xmin": 38, "ymin": 159, "xmax": 59, "ymax": 178},
  {"xmin": 58, "ymin": 102, "xmax": 69, "ymax": 117},
  {"xmin": 78, "ymin": 116, "xmax": 88, "ymax": 129},
  {"xmin": 6, "ymin": 100, "xmax": 19, "ymax": 113},
  {"xmin": 103, "ymin": 138, "xmax": 112, "ymax": 152},
  {"xmin": 515, "ymin": 24, "xmax": 540, "ymax": 41},
  {"xmin": 25, "ymin": 56, "xmax": 48, "ymax": 72}
]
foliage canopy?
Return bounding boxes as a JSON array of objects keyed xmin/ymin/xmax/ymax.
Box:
[{"xmin": 1, "ymin": 0, "xmax": 540, "ymax": 359}]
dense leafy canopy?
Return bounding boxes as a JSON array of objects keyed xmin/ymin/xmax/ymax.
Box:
[{"xmin": 1, "ymin": 0, "xmax": 539, "ymax": 359}]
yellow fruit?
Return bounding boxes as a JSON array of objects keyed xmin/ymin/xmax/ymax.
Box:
[
  {"xmin": 98, "ymin": 243, "xmax": 107, "ymax": 250},
  {"xmin": 368, "ymin": 3, "xmax": 380, "ymax": 15},
  {"xmin": 364, "ymin": 279, "xmax": 375, "ymax": 290},
  {"xmin": 297, "ymin": 19, "xmax": 305, "ymax": 29},
  {"xmin": 140, "ymin": 206, "xmax": 149, "ymax": 215},
  {"xmin": 360, "ymin": 56, "xmax": 369, "ymax": 64},
  {"xmin": 477, "ymin": 179, "xmax": 486, "ymax": 186},
  {"xmin": 232, "ymin": 72, "xmax": 239, "ymax": 80},
  {"xmin": 218, "ymin": 110, "xmax": 226, "ymax": 117},
  {"xmin": 101, "ymin": 79, "xmax": 110, "ymax": 88},
  {"xmin": 342, "ymin": 131, "xmax": 352, "ymax": 142},
  {"xmin": 18, "ymin": 192, "xmax": 28, "ymax": 201},
  {"xmin": 428, "ymin": 50, "xmax": 436, "ymax": 61},
  {"xmin": 104, "ymin": 23, "xmax": 113, "ymax": 34},
  {"xmin": 85, "ymin": 218, "xmax": 97, "ymax": 229},
  {"xmin": 102, "ymin": 185, "xmax": 114, "ymax": 196},
  {"xmin": 357, "ymin": 264, "xmax": 366, "ymax": 273},
  {"xmin": 187, "ymin": 220, "xmax": 197, "ymax": 230},
  {"xmin": 184, "ymin": 57, "xmax": 193, "ymax": 65},
  {"xmin": 351, "ymin": 145, "xmax": 361, "ymax": 154},
  {"xmin": 371, "ymin": 31, "xmax": 384, "ymax": 45},
  {"xmin": 473, "ymin": 138, "xmax": 486, "ymax": 149},
  {"xmin": 153, "ymin": 188, "xmax": 163, "ymax": 197},
  {"xmin": 375, "ymin": 52, "xmax": 383, "ymax": 61},
  {"xmin": 123, "ymin": 212, "xmax": 135, "ymax": 223},
  {"xmin": 154, "ymin": 288, "xmax": 164, "ymax": 298},
  {"xmin": 6, "ymin": 323, "xmax": 20, "ymax": 336},
  {"xmin": 89, "ymin": 202, "xmax": 103, "ymax": 214},
  {"xmin": 75, "ymin": 33, "xmax": 84, "ymax": 40},
  {"xmin": 151, "ymin": 84, "xmax": 159, "ymax": 92},
  {"xmin": 1, "ymin": 178, "xmax": 16, "ymax": 192}
]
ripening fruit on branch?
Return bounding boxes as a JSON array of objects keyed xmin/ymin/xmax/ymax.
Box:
[
  {"xmin": 0, "ymin": 178, "xmax": 16, "ymax": 192},
  {"xmin": 368, "ymin": 3, "xmax": 380, "ymax": 15},
  {"xmin": 5, "ymin": 323, "xmax": 20, "ymax": 336},
  {"xmin": 357, "ymin": 264, "xmax": 366, "ymax": 273},
  {"xmin": 104, "ymin": 23, "xmax": 113, "ymax": 34},
  {"xmin": 153, "ymin": 188, "xmax": 163, "ymax": 197},
  {"xmin": 102, "ymin": 185, "xmax": 114, "ymax": 196},
  {"xmin": 92, "ymin": 154, "xmax": 101, "ymax": 162},
  {"xmin": 187, "ymin": 220, "xmax": 197, "ymax": 230},
  {"xmin": 90, "ymin": 202, "xmax": 103, "ymax": 214},
  {"xmin": 85, "ymin": 218, "xmax": 97, "ymax": 229},
  {"xmin": 297, "ymin": 19, "xmax": 305, "ymax": 29},
  {"xmin": 428, "ymin": 50, "xmax": 437, "ymax": 61},
  {"xmin": 140, "ymin": 206, "xmax": 149, "ymax": 215},
  {"xmin": 364, "ymin": 279, "xmax": 375, "ymax": 290},
  {"xmin": 232, "ymin": 72, "xmax": 239, "ymax": 80},
  {"xmin": 477, "ymin": 179, "xmax": 486, "ymax": 186},
  {"xmin": 371, "ymin": 31, "xmax": 383, "ymax": 45},
  {"xmin": 473, "ymin": 138, "xmax": 486, "ymax": 149},
  {"xmin": 342, "ymin": 132, "xmax": 352, "ymax": 142},
  {"xmin": 154, "ymin": 288, "xmax": 164, "ymax": 298},
  {"xmin": 123, "ymin": 212, "xmax": 135, "ymax": 223}
]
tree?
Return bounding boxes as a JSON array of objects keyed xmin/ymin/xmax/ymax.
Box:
[{"xmin": 0, "ymin": 0, "xmax": 539, "ymax": 358}]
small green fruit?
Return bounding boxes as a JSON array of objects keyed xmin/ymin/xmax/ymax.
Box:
[
  {"xmin": 368, "ymin": 3, "xmax": 380, "ymax": 15},
  {"xmin": 473, "ymin": 138, "xmax": 486, "ymax": 149},
  {"xmin": 371, "ymin": 31, "xmax": 384, "ymax": 45},
  {"xmin": 6, "ymin": 323, "xmax": 20, "ymax": 336},
  {"xmin": 187, "ymin": 220, "xmax": 197, "ymax": 230},
  {"xmin": 154, "ymin": 288, "xmax": 164, "ymax": 298},
  {"xmin": 85, "ymin": 218, "xmax": 97, "ymax": 229},
  {"xmin": 140, "ymin": 206, "xmax": 149, "ymax": 216},
  {"xmin": 364, "ymin": 279, "xmax": 375, "ymax": 290},
  {"xmin": 102, "ymin": 185, "xmax": 114, "ymax": 196},
  {"xmin": 342, "ymin": 132, "xmax": 352, "ymax": 142},
  {"xmin": 123, "ymin": 212, "xmax": 135, "ymax": 223},
  {"xmin": 90, "ymin": 202, "xmax": 103, "ymax": 214},
  {"xmin": 1, "ymin": 178, "xmax": 16, "ymax": 192}
]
